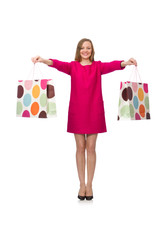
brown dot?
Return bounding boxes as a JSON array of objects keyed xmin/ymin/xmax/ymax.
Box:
[
  {"xmin": 47, "ymin": 85, "xmax": 55, "ymax": 98},
  {"xmin": 39, "ymin": 111, "xmax": 47, "ymax": 118},
  {"xmin": 127, "ymin": 87, "xmax": 133, "ymax": 100},
  {"xmin": 122, "ymin": 88, "xmax": 128, "ymax": 101},
  {"xmin": 17, "ymin": 85, "xmax": 24, "ymax": 98},
  {"xmin": 117, "ymin": 116, "xmax": 120, "ymax": 120},
  {"xmin": 146, "ymin": 112, "xmax": 151, "ymax": 119}
]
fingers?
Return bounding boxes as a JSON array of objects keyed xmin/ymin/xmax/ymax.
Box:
[
  {"xmin": 31, "ymin": 55, "xmax": 41, "ymax": 64},
  {"xmin": 129, "ymin": 58, "xmax": 137, "ymax": 66},
  {"xmin": 31, "ymin": 57, "xmax": 36, "ymax": 63}
]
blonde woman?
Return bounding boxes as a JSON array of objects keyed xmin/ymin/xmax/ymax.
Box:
[{"xmin": 31, "ymin": 38, "xmax": 137, "ymax": 200}]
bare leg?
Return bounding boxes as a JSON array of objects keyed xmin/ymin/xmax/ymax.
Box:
[
  {"xmin": 74, "ymin": 134, "xmax": 86, "ymax": 196},
  {"xmin": 86, "ymin": 133, "xmax": 98, "ymax": 196}
]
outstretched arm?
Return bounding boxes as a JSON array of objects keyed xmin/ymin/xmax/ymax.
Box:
[
  {"xmin": 100, "ymin": 60, "xmax": 125, "ymax": 75},
  {"xmin": 31, "ymin": 56, "xmax": 72, "ymax": 75},
  {"xmin": 47, "ymin": 58, "xmax": 72, "ymax": 75},
  {"xmin": 100, "ymin": 58, "xmax": 137, "ymax": 75},
  {"xmin": 31, "ymin": 56, "xmax": 52, "ymax": 66}
]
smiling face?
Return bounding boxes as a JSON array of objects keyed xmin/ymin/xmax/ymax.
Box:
[{"xmin": 80, "ymin": 41, "xmax": 92, "ymax": 61}]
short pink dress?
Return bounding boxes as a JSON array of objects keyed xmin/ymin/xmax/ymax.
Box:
[{"xmin": 48, "ymin": 59, "xmax": 125, "ymax": 134}]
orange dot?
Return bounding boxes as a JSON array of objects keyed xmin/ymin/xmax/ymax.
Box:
[
  {"xmin": 32, "ymin": 85, "xmax": 40, "ymax": 98},
  {"xmin": 138, "ymin": 88, "xmax": 144, "ymax": 101},
  {"xmin": 139, "ymin": 104, "xmax": 145, "ymax": 118},
  {"xmin": 31, "ymin": 102, "xmax": 39, "ymax": 115}
]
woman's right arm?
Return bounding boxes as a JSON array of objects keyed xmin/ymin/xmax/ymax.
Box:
[
  {"xmin": 31, "ymin": 56, "xmax": 71, "ymax": 75},
  {"xmin": 31, "ymin": 56, "xmax": 53, "ymax": 66}
]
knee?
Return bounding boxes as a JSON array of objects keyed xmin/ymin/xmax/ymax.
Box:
[
  {"xmin": 76, "ymin": 142, "xmax": 86, "ymax": 153},
  {"xmin": 86, "ymin": 143, "xmax": 96, "ymax": 154}
]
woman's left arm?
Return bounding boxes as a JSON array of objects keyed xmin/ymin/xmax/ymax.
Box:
[{"xmin": 100, "ymin": 58, "xmax": 138, "ymax": 75}]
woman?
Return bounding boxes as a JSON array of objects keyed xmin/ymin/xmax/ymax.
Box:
[{"xmin": 31, "ymin": 38, "xmax": 137, "ymax": 200}]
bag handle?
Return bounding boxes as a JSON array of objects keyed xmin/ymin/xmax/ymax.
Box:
[
  {"xmin": 128, "ymin": 66, "xmax": 142, "ymax": 83},
  {"xmin": 26, "ymin": 63, "xmax": 45, "ymax": 80}
]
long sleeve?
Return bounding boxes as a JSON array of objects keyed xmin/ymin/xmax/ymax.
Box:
[
  {"xmin": 48, "ymin": 59, "xmax": 72, "ymax": 75},
  {"xmin": 100, "ymin": 60, "xmax": 125, "ymax": 75}
]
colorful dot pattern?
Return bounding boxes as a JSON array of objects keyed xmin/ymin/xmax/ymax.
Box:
[
  {"xmin": 117, "ymin": 81, "xmax": 150, "ymax": 120},
  {"xmin": 16, "ymin": 79, "xmax": 57, "ymax": 118}
]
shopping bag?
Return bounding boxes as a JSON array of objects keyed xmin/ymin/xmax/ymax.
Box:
[
  {"xmin": 16, "ymin": 63, "xmax": 57, "ymax": 118},
  {"xmin": 117, "ymin": 66, "xmax": 150, "ymax": 120}
]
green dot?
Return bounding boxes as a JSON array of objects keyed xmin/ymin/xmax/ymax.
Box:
[
  {"xmin": 120, "ymin": 105, "xmax": 130, "ymax": 118},
  {"xmin": 47, "ymin": 102, "xmax": 56, "ymax": 115},
  {"xmin": 17, "ymin": 101, "xmax": 23, "ymax": 115},
  {"xmin": 145, "ymin": 96, "xmax": 149, "ymax": 110},
  {"xmin": 119, "ymin": 98, "xmax": 121, "ymax": 107},
  {"xmin": 130, "ymin": 104, "xmax": 134, "ymax": 118},
  {"xmin": 40, "ymin": 93, "xmax": 47, "ymax": 107}
]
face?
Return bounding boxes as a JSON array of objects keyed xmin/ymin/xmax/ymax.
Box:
[{"xmin": 80, "ymin": 41, "xmax": 92, "ymax": 61}]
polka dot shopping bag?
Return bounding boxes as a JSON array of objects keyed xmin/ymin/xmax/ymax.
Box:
[
  {"xmin": 16, "ymin": 63, "xmax": 57, "ymax": 118},
  {"xmin": 117, "ymin": 66, "xmax": 150, "ymax": 120}
]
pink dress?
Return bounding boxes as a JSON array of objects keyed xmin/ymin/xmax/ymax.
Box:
[{"xmin": 48, "ymin": 59, "xmax": 125, "ymax": 134}]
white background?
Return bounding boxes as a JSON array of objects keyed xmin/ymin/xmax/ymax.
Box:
[{"xmin": 0, "ymin": 0, "xmax": 159, "ymax": 239}]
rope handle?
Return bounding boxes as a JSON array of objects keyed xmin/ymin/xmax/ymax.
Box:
[
  {"xmin": 26, "ymin": 62, "xmax": 45, "ymax": 80},
  {"xmin": 128, "ymin": 66, "xmax": 142, "ymax": 83}
]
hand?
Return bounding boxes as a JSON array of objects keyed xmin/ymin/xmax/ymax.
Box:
[
  {"xmin": 31, "ymin": 55, "xmax": 44, "ymax": 64},
  {"xmin": 126, "ymin": 58, "xmax": 137, "ymax": 66}
]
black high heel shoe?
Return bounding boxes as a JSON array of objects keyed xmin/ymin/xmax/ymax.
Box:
[
  {"xmin": 78, "ymin": 195, "xmax": 86, "ymax": 200},
  {"xmin": 78, "ymin": 186, "xmax": 86, "ymax": 200},
  {"xmin": 85, "ymin": 188, "xmax": 93, "ymax": 200},
  {"xmin": 85, "ymin": 195, "xmax": 93, "ymax": 200}
]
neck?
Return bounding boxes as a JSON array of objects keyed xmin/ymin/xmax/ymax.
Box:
[{"xmin": 80, "ymin": 59, "xmax": 92, "ymax": 64}]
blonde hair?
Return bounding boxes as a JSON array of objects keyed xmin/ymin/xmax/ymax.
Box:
[{"xmin": 74, "ymin": 38, "xmax": 95, "ymax": 62}]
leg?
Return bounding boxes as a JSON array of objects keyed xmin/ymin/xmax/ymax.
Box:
[
  {"xmin": 74, "ymin": 133, "xmax": 86, "ymax": 196},
  {"xmin": 86, "ymin": 133, "xmax": 98, "ymax": 196}
]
